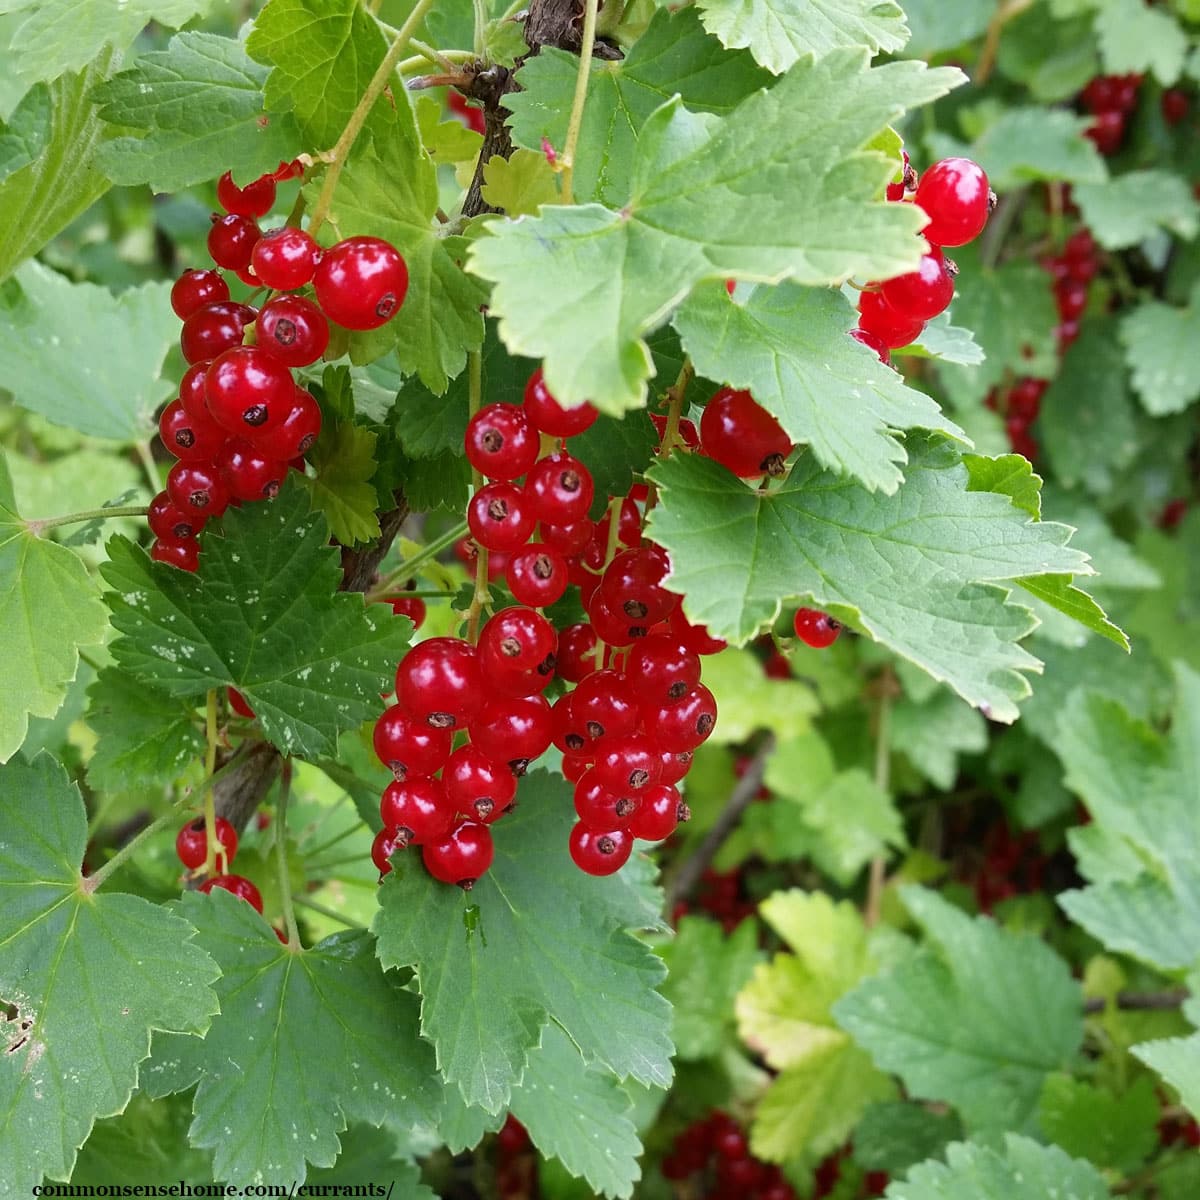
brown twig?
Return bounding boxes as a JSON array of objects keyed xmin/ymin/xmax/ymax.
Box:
[{"xmin": 1083, "ymin": 989, "xmax": 1189, "ymax": 1015}]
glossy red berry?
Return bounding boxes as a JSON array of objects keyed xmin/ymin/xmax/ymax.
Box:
[
  {"xmin": 199, "ymin": 873, "xmax": 263, "ymax": 912},
  {"xmin": 1008, "ymin": 377, "xmax": 1047, "ymax": 422},
  {"xmin": 468, "ymin": 481, "xmax": 537, "ymax": 552},
  {"xmin": 505, "ymin": 544, "xmax": 569, "ymax": 608},
  {"xmin": 207, "ymin": 213, "xmax": 261, "ymax": 271},
  {"xmin": 312, "ymin": 236, "xmax": 408, "ymax": 330},
  {"xmin": 469, "ymin": 694, "xmax": 553, "ymax": 772},
  {"xmin": 571, "ymin": 670, "xmax": 640, "ymax": 742},
  {"xmin": 395, "ymin": 637, "xmax": 485, "ymax": 730},
  {"xmin": 253, "ymin": 388, "xmax": 323, "ymax": 462},
  {"xmin": 227, "ymin": 687, "xmax": 255, "ymax": 719},
  {"xmin": 180, "ymin": 301, "xmax": 257, "ymax": 364},
  {"xmin": 386, "ymin": 595, "xmax": 427, "ymax": 629},
  {"xmin": 626, "ymin": 636, "xmax": 701, "ymax": 705},
  {"xmin": 217, "ymin": 170, "xmax": 276, "ymax": 218},
  {"xmin": 645, "ymin": 684, "xmax": 718, "ymax": 752},
  {"xmin": 669, "ymin": 608, "xmax": 727, "ymax": 656},
  {"xmin": 523, "ymin": 368, "xmax": 598, "ymax": 437},
  {"xmin": 657, "ymin": 746, "xmax": 693, "ymax": 786},
  {"xmin": 1055, "ymin": 279, "xmax": 1088, "ymax": 322},
  {"xmin": 448, "ymin": 90, "xmax": 486, "ymax": 136},
  {"xmin": 371, "ymin": 826, "xmax": 406, "ymax": 877},
  {"xmin": 575, "ymin": 771, "xmax": 641, "ymax": 831},
  {"xmin": 592, "ymin": 734, "xmax": 663, "ymax": 792},
  {"xmin": 857, "ymin": 291, "xmax": 925, "ymax": 350},
  {"xmin": 879, "ymin": 247, "xmax": 956, "ymax": 321},
  {"xmin": 255, "ymin": 295, "xmax": 330, "ymax": 368},
  {"xmin": 850, "ymin": 327, "xmax": 891, "ymax": 365},
  {"xmin": 149, "ymin": 535, "xmax": 199, "ymax": 572},
  {"xmin": 380, "ymin": 777, "xmax": 456, "ymax": 846},
  {"xmin": 159, "ymin": 399, "xmax": 226, "ymax": 462},
  {"xmin": 171, "ymin": 269, "xmax": 230, "ymax": 320},
  {"xmin": 465, "ymin": 403, "xmax": 540, "ymax": 480},
  {"xmin": 250, "ymin": 226, "xmax": 321, "ymax": 290},
  {"xmin": 373, "ymin": 704, "xmax": 452, "ymax": 780},
  {"xmin": 167, "ymin": 460, "xmax": 230, "ymax": 520},
  {"xmin": 423, "ymin": 822, "xmax": 494, "ymax": 888},
  {"xmin": 524, "ymin": 451, "xmax": 594, "ymax": 525},
  {"xmin": 205, "ymin": 346, "xmax": 295, "ymax": 438},
  {"xmin": 178, "ymin": 361, "xmax": 212, "ymax": 420},
  {"xmin": 216, "ymin": 438, "xmax": 287, "ymax": 502},
  {"xmin": 568, "ymin": 823, "xmax": 632, "ymax": 876},
  {"xmin": 557, "ymin": 622, "xmax": 598, "ymax": 682},
  {"xmin": 914, "ymin": 157, "xmax": 993, "ymax": 247},
  {"xmin": 479, "ymin": 607, "xmax": 557, "ymax": 674},
  {"xmin": 176, "ymin": 815, "xmax": 238, "ymax": 870},
  {"xmin": 628, "ymin": 784, "xmax": 685, "ymax": 841},
  {"xmin": 148, "ymin": 491, "xmax": 202, "ymax": 541},
  {"xmin": 540, "ymin": 517, "xmax": 595, "ymax": 557},
  {"xmin": 1162, "ymin": 88, "xmax": 1189, "ymax": 127},
  {"xmin": 1086, "ymin": 109, "xmax": 1125, "ymax": 156},
  {"xmin": 443, "ymin": 745, "xmax": 518, "ymax": 823},
  {"xmin": 699, "ymin": 387, "xmax": 792, "ymax": 478},
  {"xmin": 597, "ymin": 546, "xmax": 678, "ymax": 626},
  {"xmin": 550, "ymin": 694, "xmax": 590, "ymax": 756},
  {"xmin": 793, "ymin": 607, "xmax": 843, "ymax": 648}
]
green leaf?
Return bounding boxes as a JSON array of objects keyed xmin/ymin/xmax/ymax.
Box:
[
  {"xmin": 900, "ymin": 0, "xmax": 991, "ymax": 56},
  {"xmin": 94, "ymin": 32, "xmax": 302, "ymax": 193},
  {"xmin": 506, "ymin": 7, "xmax": 770, "ymax": 207},
  {"xmin": 0, "ymin": 51, "xmax": 115, "ymax": 283},
  {"xmin": 996, "ymin": 8, "xmax": 1099, "ymax": 102},
  {"xmin": 736, "ymin": 891, "xmax": 896, "ymax": 1161},
  {"xmin": 85, "ymin": 668, "xmax": 203, "ymax": 793},
  {"xmin": 71, "ymin": 1093, "xmax": 215, "ymax": 1185},
  {"xmin": 1056, "ymin": 666, "xmax": 1200, "ymax": 971},
  {"xmin": 0, "ymin": 263, "xmax": 178, "ymax": 441},
  {"xmin": 662, "ymin": 916, "xmax": 763, "ymax": 1060},
  {"xmin": 0, "ymin": 81, "xmax": 49, "ymax": 183},
  {"xmin": 904, "ymin": 314, "xmax": 985, "ymax": 366},
  {"xmin": 1120, "ymin": 286, "xmax": 1200, "ymax": 415},
  {"xmin": 100, "ymin": 477, "xmax": 412, "ymax": 760},
  {"xmin": 416, "ymin": 94, "xmax": 482, "ymax": 166},
  {"xmin": 1073, "ymin": 170, "xmax": 1199, "ymax": 250},
  {"xmin": 852, "ymin": 1102, "xmax": 963, "ymax": 1175},
  {"xmin": 0, "ymin": 453, "xmax": 108, "ymax": 763},
  {"xmin": 1037, "ymin": 1074, "xmax": 1159, "ymax": 1173},
  {"xmin": 570, "ymin": 411, "xmax": 659, "ymax": 520},
  {"xmin": 373, "ymin": 771, "xmax": 672, "ymax": 1113},
  {"xmin": 886, "ymin": 1136, "xmax": 1111, "ymax": 1200},
  {"xmin": 700, "ymin": 648, "xmax": 819, "ymax": 744},
  {"xmin": 246, "ymin": 0, "xmax": 386, "ymax": 147},
  {"xmin": 0, "ymin": 0, "xmax": 209, "ymax": 87},
  {"xmin": 694, "ymin": 0, "xmax": 909, "ymax": 75},
  {"xmin": 834, "ymin": 887, "xmax": 1083, "ymax": 1133},
  {"xmin": 480, "ymin": 149, "xmax": 559, "ymax": 216},
  {"xmin": 305, "ymin": 419, "xmax": 381, "ymax": 546},
  {"xmin": 1093, "ymin": 0, "xmax": 1188, "ymax": 84},
  {"xmin": 0, "ymin": 755, "xmax": 219, "ymax": 1192},
  {"xmin": 890, "ymin": 687, "xmax": 987, "ymax": 791},
  {"xmin": 470, "ymin": 54, "xmax": 964, "ymax": 415},
  {"xmin": 646, "ymin": 441, "xmax": 1093, "ymax": 722},
  {"xmin": 1132, "ymin": 1034, "xmax": 1200, "ymax": 1116},
  {"xmin": 675, "ymin": 280, "xmax": 965, "ymax": 493},
  {"xmin": 143, "ymin": 891, "xmax": 441, "ymax": 1184},
  {"xmin": 306, "ymin": 1127, "xmax": 430, "ymax": 1194}
]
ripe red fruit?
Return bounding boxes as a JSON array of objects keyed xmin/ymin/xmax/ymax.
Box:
[
  {"xmin": 524, "ymin": 452, "xmax": 594, "ymax": 525},
  {"xmin": 250, "ymin": 226, "xmax": 321, "ymax": 290},
  {"xmin": 628, "ymin": 784, "xmax": 685, "ymax": 841},
  {"xmin": 575, "ymin": 770, "xmax": 641, "ymax": 831},
  {"xmin": 505, "ymin": 544, "xmax": 569, "ymax": 608},
  {"xmin": 151, "ymin": 536, "xmax": 200, "ymax": 572},
  {"xmin": 1162, "ymin": 88, "xmax": 1189, "ymax": 127},
  {"xmin": 423, "ymin": 822, "xmax": 494, "ymax": 888},
  {"xmin": 386, "ymin": 595, "xmax": 427, "ymax": 629},
  {"xmin": 255, "ymin": 295, "xmax": 330, "ymax": 368},
  {"xmin": 159, "ymin": 399, "xmax": 226, "ymax": 462},
  {"xmin": 850, "ymin": 327, "xmax": 890, "ymax": 364},
  {"xmin": 227, "ymin": 687, "xmax": 255, "ymax": 719},
  {"xmin": 216, "ymin": 438, "xmax": 287, "ymax": 502},
  {"xmin": 207, "ymin": 213, "xmax": 261, "ymax": 271},
  {"xmin": 199, "ymin": 873, "xmax": 263, "ymax": 912},
  {"xmin": 217, "ymin": 170, "xmax": 276, "ymax": 218},
  {"xmin": 373, "ymin": 705, "xmax": 453, "ymax": 780},
  {"xmin": 592, "ymin": 733, "xmax": 663, "ymax": 792},
  {"xmin": 253, "ymin": 388, "xmax": 323, "ymax": 462},
  {"xmin": 557, "ymin": 622, "xmax": 598, "ymax": 682},
  {"xmin": 626, "ymin": 636, "xmax": 701, "ymax": 705},
  {"xmin": 670, "ymin": 608, "xmax": 727, "ymax": 655},
  {"xmin": 176, "ymin": 815, "xmax": 238, "ymax": 869},
  {"xmin": 568, "ymin": 823, "xmax": 632, "ymax": 876},
  {"xmin": 205, "ymin": 346, "xmax": 295, "ymax": 437},
  {"xmin": 572, "ymin": 670, "xmax": 640, "ymax": 742},
  {"xmin": 448, "ymin": 90, "xmax": 486, "ymax": 135},
  {"xmin": 913, "ymin": 157, "xmax": 993, "ymax": 246},
  {"xmin": 644, "ymin": 684, "xmax": 718, "ymax": 752},
  {"xmin": 170, "ymin": 269, "xmax": 230, "ymax": 320},
  {"xmin": 312, "ymin": 236, "xmax": 408, "ymax": 330},
  {"xmin": 148, "ymin": 491, "xmax": 202, "ymax": 541},
  {"xmin": 1086, "ymin": 109, "xmax": 1125, "ymax": 156},
  {"xmin": 468, "ymin": 481, "xmax": 537, "ymax": 552},
  {"xmin": 879, "ymin": 247, "xmax": 956, "ymax": 321},
  {"xmin": 465, "ymin": 403, "xmax": 540, "ymax": 480},
  {"xmin": 380, "ymin": 777, "xmax": 456, "ymax": 845},
  {"xmin": 597, "ymin": 545, "xmax": 678, "ymax": 626},
  {"xmin": 469, "ymin": 694, "xmax": 553, "ymax": 771},
  {"xmin": 443, "ymin": 745, "xmax": 518, "ymax": 823},
  {"xmin": 699, "ymin": 387, "xmax": 792, "ymax": 478},
  {"xmin": 794, "ymin": 607, "xmax": 843, "ymax": 648},
  {"xmin": 371, "ymin": 826, "xmax": 406, "ymax": 877},
  {"xmin": 523, "ymin": 368, "xmax": 598, "ymax": 437},
  {"xmin": 178, "ymin": 361, "xmax": 212, "ymax": 420},
  {"xmin": 657, "ymin": 746, "xmax": 694, "ymax": 786},
  {"xmin": 180, "ymin": 301, "xmax": 257, "ymax": 364},
  {"xmin": 395, "ymin": 637, "xmax": 485, "ymax": 730},
  {"xmin": 541, "ymin": 517, "xmax": 595, "ymax": 557},
  {"xmin": 167, "ymin": 460, "xmax": 230, "ymax": 520},
  {"xmin": 479, "ymin": 607, "xmax": 557, "ymax": 674},
  {"xmin": 857, "ymin": 290, "xmax": 925, "ymax": 350}
]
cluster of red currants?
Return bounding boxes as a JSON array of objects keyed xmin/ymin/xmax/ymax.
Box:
[
  {"xmin": 673, "ymin": 866, "xmax": 756, "ymax": 932},
  {"xmin": 148, "ymin": 164, "xmax": 409, "ymax": 571},
  {"xmin": 174, "ymin": 814, "xmax": 264, "ymax": 914},
  {"xmin": 662, "ymin": 1111, "xmax": 798, "ymax": 1199},
  {"xmin": 1081, "ymin": 73, "xmax": 1142, "ymax": 155},
  {"xmin": 493, "ymin": 1115, "xmax": 536, "ymax": 1200},
  {"xmin": 854, "ymin": 155, "xmax": 994, "ymax": 363}
]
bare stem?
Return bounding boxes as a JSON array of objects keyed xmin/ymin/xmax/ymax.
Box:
[
  {"xmin": 26, "ymin": 504, "xmax": 149, "ymax": 535},
  {"xmin": 275, "ymin": 761, "xmax": 301, "ymax": 948},
  {"xmin": 559, "ymin": 0, "xmax": 600, "ymax": 205},
  {"xmin": 975, "ymin": 0, "xmax": 1034, "ymax": 86},
  {"xmin": 135, "ymin": 441, "xmax": 161, "ymax": 493},
  {"xmin": 294, "ymin": 894, "xmax": 364, "ymax": 930},
  {"xmin": 1083, "ymin": 989, "xmax": 1189, "ymax": 1015},
  {"xmin": 864, "ymin": 685, "xmax": 892, "ymax": 929},
  {"xmin": 366, "ymin": 520, "xmax": 470, "ymax": 602},
  {"xmin": 203, "ymin": 689, "xmax": 220, "ymax": 876}
]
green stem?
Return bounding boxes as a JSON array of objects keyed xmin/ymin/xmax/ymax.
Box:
[
  {"xmin": 473, "ymin": 0, "xmax": 488, "ymax": 58},
  {"xmin": 294, "ymin": 894, "xmax": 364, "ymax": 930},
  {"xmin": 275, "ymin": 760, "xmax": 301, "ymax": 948},
  {"xmin": 27, "ymin": 504, "xmax": 149, "ymax": 535},
  {"xmin": 308, "ymin": 0, "xmax": 439, "ymax": 239},
  {"xmin": 399, "ymin": 40, "xmax": 471, "ymax": 72},
  {"xmin": 366, "ymin": 519, "xmax": 469, "ymax": 602},
  {"xmin": 865, "ymin": 683, "xmax": 893, "ymax": 928},
  {"xmin": 559, "ymin": 0, "xmax": 600, "ymax": 205},
  {"xmin": 591, "ymin": 497, "xmax": 623, "ymax": 665},
  {"xmin": 135, "ymin": 441, "xmax": 161, "ymax": 493},
  {"xmin": 203, "ymin": 690, "xmax": 220, "ymax": 875}
]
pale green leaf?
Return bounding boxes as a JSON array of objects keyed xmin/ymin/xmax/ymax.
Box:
[
  {"xmin": 903, "ymin": 314, "xmax": 985, "ymax": 366},
  {"xmin": 900, "ymin": 0, "xmax": 991, "ymax": 55},
  {"xmin": 480, "ymin": 149, "xmax": 558, "ymax": 216},
  {"xmin": 700, "ymin": 647, "xmax": 818, "ymax": 744},
  {"xmin": 305, "ymin": 419, "xmax": 381, "ymax": 546},
  {"xmin": 1120, "ymin": 287, "xmax": 1200, "ymax": 415},
  {"xmin": 0, "ymin": 81, "xmax": 48, "ymax": 183},
  {"xmin": 1093, "ymin": 0, "xmax": 1188, "ymax": 84},
  {"xmin": 416, "ymin": 94, "xmax": 482, "ymax": 166},
  {"xmin": 1074, "ymin": 170, "xmax": 1199, "ymax": 250},
  {"xmin": 890, "ymin": 687, "xmax": 987, "ymax": 790},
  {"xmin": 0, "ymin": 755, "xmax": 219, "ymax": 1193},
  {"xmin": 1133, "ymin": 1035, "xmax": 1200, "ymax": 1116}
]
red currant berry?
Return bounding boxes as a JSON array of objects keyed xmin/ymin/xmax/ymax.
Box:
[
  {"xmin": 380, "ymin": 777, "xmax": 456, "ymax": 846},
  {"xmin": 857, "ymin": 291, "xmax": 925, "ymax": 350},
  {"xmin": 669, "ymin": 608, "xmax": 727, "ymax": 655},
  {"xmin": 541, "ymin": 518, "xmax": 595, "ymax": 558},
  {"xmin": 650, "ymin": 413, "xmax": 700, "ymax": 450},
  {"xmin": 443, "ymin": 745, "xmax": 518, "ymax": 823},
  {"xmin": 217, "ymin": 170, "xmax": 276, "ymax": 218},
  {"xmin": 505, "ymin": 544, "xmax": 569, "ymax": 607},
  {"xmin": 523, "ymin": 368, "xmax": 599, "ymax": 437},
  {"xmin": 216, "ymin": 438, "xmax": 287, "ymax": 502},
  {"xmin": 575, "ymin": 770, "xmax": 641, "ymax": 831},
  {"xmin": 178, "ymin": 361, "xmax": 212, "ymax": 419},
  {"xmin": 151, "ymin": 536, "xmax": 200, "ymax": 571},
  {"xmin": 1162, "ymin": 88, "xmax": 1189, "ymax": 126},
  {"xmin": 205, "ymin": 346, "xmax": 295, "ymax": 437},
  {"xmin": 469, "ymin": 694, "xmax": 553, "ymax": 773},
  {"xmin": 562, "ymin": 754, "xmax": 591, "ymax": 783},
  {"xmin": 626, "ymin": 636, "xmax": 701, "ymax": 705},
  {"xmin": 167, "ymin": 460, "xmax": 230, "ymax": 519},
  {"xmin": 255, "ymin": 295, "xmax": 330, "ymax": 368},
  {"xmin": 250, "ymin": 226, "xmax": 321, "ymax": 290},
  {"xmin": 1054, "ymin": 279, "xmax": 1088, "ymax": 321},
  {"xmin": 914, "ymin": 157, "xmax": 993, "ymax": 247},
  {"xmin": 199, "ymin": 873, "xmax": 263, "ymax": 912},
  {"xmin": 657, "ymin": 746, "xmax": 694, "ymax": 786},
  {"xmin": 395, "ymin": 637, "xmax": 484, "ymax": 730},
  {"xmin": 557, "ymin": 622, "xmax": 598, "ymax": 682},
  {"xmin": 793, "ymin": 607, "xmax": 842, "ymax": 648},
  {"xmin": 1081, "ymin": 76, "xmax": 1119, "ymax": 114},
  {"xmin": 568, "ymin": 822, "xmax": 632, "ymax": 876},
  {"xmin": 468, "ymin": 481, "xmax": 537, "ymax": 552},
  {"xmin": 227, "ymin": 687, "xmax": 255, "ymax": 719},
  {"xmin": 176, "ymin": 815, "xmax": 238, "ymax": 869},
  {"xmin": 180, "ymin": 301, "xmax": 257, "ymax": 364},
  {"xmin": 699, "ymin": 387, "xmax": 792, "ymax": 478},
  {"xmin": 524, "ymin": 452, "xmax": 594, "ymax": 525},
  {"xmin": 571, "ymin": 670, "xmax": 640, "ymax": 742},
  {"xmin": 371, "ymin": 826, "xmax": 406, "ymax": 877},
  {"xmin": 550, "ymin": 694, "xmax": 590, "ymax": 756},
  {"xmin": 465, "ymin": 403, "xmax": 540, "ymax": 481},
  {"xmin": 386, "ymin": 595, "xmax": 427, "ymax": 629},
  {"xmin": 1008, "ymin": 377, "xmax": 1047, "ymax": 422},
  {"xmin": 592, "ymin": 733, "xmax": 662, "ymax": 792},
  {"xmin": 312, "ymin": 236, "xmax": 408, "ymax": 330},
  {"xmin": 597, "ymin": 546, "xmax": 678, "ymax": 626},
  {"xmin": 628, "ymin": 784, "xmax": 685, "ymax": 841},
  {"xmin": 148, "ymin": 491, "xmax": 202, "ymax": 541},
  {"xmin": 879, "ymin": 247, "xmax": 956, "ymax": 321},
  {"xmin": 159, "ymin": 399, "xmax": 226, "ymax": 462},
  {"xmin": 373, "ymin": 704, "xmax": 452, "ymax": 780},
  {"xmin": 207, "ymin": 213, "xmax": 261, "ymax": 271},
  {"xmin": 253, "ymin": 388, "xmax": 323, "ymax": 462},
  {"xmin": 423, "ymin": 821, "xmax": 494, "ymax": 888},
  {"xmin": 448, "ymin": 90, "xmax": 486, "ymax": 135},
  {"xmin": 644, "ymin": 684, "xmax": 717, "ymax": 752},
  {"xmin": 479, "ymin": 607, "xmax": 557, "ymax": 674},
  {"xmin": 171, "ymin": 269, "xmax": 230, "ymax": 320},
  {"xmin": 1085, "ymin": 109, "xmax": 1125, "ymax": 156},
  {"xmin": 587, "ymin": 590, "xmax": 643, "ymax": 647},
  {"xmin": 850, "ymin": 327, "xmax": 891, "ymax": 365}
]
